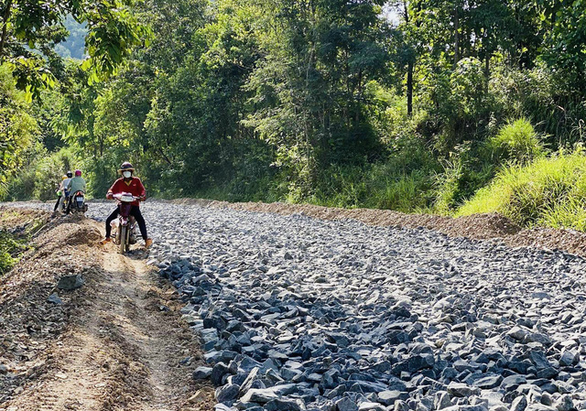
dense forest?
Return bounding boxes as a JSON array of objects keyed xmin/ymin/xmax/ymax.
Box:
[{"xmin": 2, "ymin": 0, "xmax": 586, "ymax": 230}]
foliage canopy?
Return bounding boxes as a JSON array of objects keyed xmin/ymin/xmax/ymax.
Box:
[{"xmin": 3, "ymin": 0, "xmax": 586, "ymax": 232}]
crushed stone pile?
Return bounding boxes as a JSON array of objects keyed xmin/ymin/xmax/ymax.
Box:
[{"xmin": 89, "ymin": 201, "xmax": 586, "ymax": 411}]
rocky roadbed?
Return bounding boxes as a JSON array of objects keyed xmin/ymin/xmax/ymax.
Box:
[
  {"xmin": 0, "ymin": 207, "xmax": 214, "ymax": 411},
  {"xmin": 6, "ymin": 200, "xmax": 586, "ymax": 411},
  {"xmin": 203, "ymin": 201, "xmax": 586, "ymax": 260}
]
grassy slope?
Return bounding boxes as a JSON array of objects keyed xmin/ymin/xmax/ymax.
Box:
[{"xmin": 457, "ymin": 150, "xmax": 586, "ymax": 230}]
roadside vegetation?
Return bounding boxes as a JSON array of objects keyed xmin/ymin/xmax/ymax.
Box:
[
  {"xmin": 2, "ymin": 0, "xmax": 586, "ymax": 231},
  {"xmin": 458, "ymin": 149, "xmax": 586, "ymax": 231},
  {"xmin": 0, "ymin": 231, "xmax": 29, "ymax": 275},
  {"xmin": 0, "ymin": 210, "xmax": 46, "ymax": 275}
]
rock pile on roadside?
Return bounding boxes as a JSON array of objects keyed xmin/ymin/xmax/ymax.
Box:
[{"xmin": 133, "ymin": 204, "xmax": 586, "ymax": 411}]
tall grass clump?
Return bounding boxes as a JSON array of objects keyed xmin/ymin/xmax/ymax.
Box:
[
  {"xmin": 433, "ymin": 157, "xmax": 464, "ymax": 215},
  {"xmin": 457, "ymin": 148, "xmax": 586, "ymax": 230},
  {"xmin": 487, "ymin": 118, "xmax": 545, "ymax": 164}
]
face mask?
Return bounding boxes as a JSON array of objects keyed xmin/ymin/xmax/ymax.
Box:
[{"xmin": 123, "ymin": 171, "xmax": 132, "ymax": 178}]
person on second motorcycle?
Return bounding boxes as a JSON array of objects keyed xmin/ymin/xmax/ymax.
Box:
[
  {"xmin": 65, "ymin": 169, "xmax": 87, "ymax": 214},
  {"xmin": 53, "ymin": 175, "xmax": 68, "ymax": 213},
  {"xmin": 100, "ymin": 162, "xmax": 153, "ymax": 249},
  {"xmin": 61, "ymin": 170, "xmax": 73, "ymax": 210}
]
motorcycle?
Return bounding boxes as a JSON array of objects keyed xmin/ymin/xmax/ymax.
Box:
[
  {"xmin": 112, "ymin": 192, "xmax": 139, "ymax": 254},
  {"xmin": 69, "ymin": 191, "xmax": 88, "ymax": 214}
]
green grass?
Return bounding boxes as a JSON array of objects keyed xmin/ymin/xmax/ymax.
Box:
[
  {"xmin": 308, "ymin": 162, "xmax": 437, "ymax": 213},
  {"xmin": 0, "ymin": 231, "xmax": 29, "ymax": 275},
  {"xmin": 487, "ymin": 118, "xmax": 545, "ymax": 164},
  {"xmin": 457, "ymin": 149, "xmax": 586, "ymax": 230}
]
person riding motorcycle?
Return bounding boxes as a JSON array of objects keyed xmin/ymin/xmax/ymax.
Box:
[
  {"xmin": 65, "ymin": 169, "xmax": 87, "ymax": 214},
  {"xmin": 53, "ymin": 175, "xmax": 68, "ymax": 213},
  {"xmin": 100, "ymin": 162, "xmax": 152, "ymax": 249},
  {"xmin": 61, "ymin": 171, "xmax": 73, "ymax": 210}
]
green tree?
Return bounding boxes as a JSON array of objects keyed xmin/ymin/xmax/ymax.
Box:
[
  {"xmin": 541, "ymin": 0, "xmax": 586, "ymax": 90},
  {"xmin": 0, "ymin": 0, "xmax": 149, "ymax": 97},
  {"xmin": 242, "ymin": 0, "xmax": 391, "ymax": 196},
  {"xmin": 0, "ymin": 64, "xmax": 38, "ymax": 195}
]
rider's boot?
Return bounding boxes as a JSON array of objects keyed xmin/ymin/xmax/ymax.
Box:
[
  {"xmin": 100, "ymin": 237, "xmax": 112, "ymax": 245},
  {"xmin": 145, "ymin": 238, "xmax": 153, "ymax": 249}
]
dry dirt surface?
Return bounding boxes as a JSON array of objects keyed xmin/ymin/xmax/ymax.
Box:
[{"xmin": 0, "ymin": 207, "xmax": 214, "ymax": 411}]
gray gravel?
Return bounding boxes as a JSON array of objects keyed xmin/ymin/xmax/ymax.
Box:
[{"xmin": 10, "ymin": 201, "xmax": 586, "ymax": 411}]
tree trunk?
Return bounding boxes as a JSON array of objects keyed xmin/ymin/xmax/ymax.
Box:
[
  {"xmin": 403, "ymin": 0, "xmax": 414, "ymax": 117},
  {"xmin": 454, "ymin": 5, "xmax": 459, "ymax": 68},
  {"xmin": 407, "ymin": 60, "xmax": 413, "ymax": 117},
  {"xmin": 485, "ymin": 51, "xmax": 490, "ymax": 93},
  {"xmin": 0, "ymin": 0, "xmax": 13, "ymax": 59}
]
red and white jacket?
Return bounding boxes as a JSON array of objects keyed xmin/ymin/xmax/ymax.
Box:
[{"xmin": 107, "ymin": 177, "xmax": 146, "ymax": 207}]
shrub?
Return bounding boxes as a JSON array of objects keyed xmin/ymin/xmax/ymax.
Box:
[
  {"xmin": 0, "ymin": 247, "xmax": 14, "ymax": 275},
  {"xmin": 0, "ymin": 231, "xmax": 28, "ymax": 275},
  {"xmin": 312, "ymin": 164, "xmax": 436, "ymax": 212},
  {"xmin": 457, "ymin": 148, "xmax": 586, "ymax": 230},
  {"xmin": 430, "ymin": 142, "xmax": 496, "ymax": 215},
  {"xmin": 490, "ymin": 63, "xmax": 586, "ymax": 148},
  {"xmin": 311, "ymin": 139, "xmax": 439, "ymax": 213},
  {"xmin": 488, "ymin": 118, "xmax": 545, "ymax": 164},
  {"xmin": 419, "ymin": 58, "xmax": 495, "ymax": 155}
]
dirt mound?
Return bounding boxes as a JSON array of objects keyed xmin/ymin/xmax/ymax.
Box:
[
  {"xmin": 506, "ymin": 228, "xmax": 586, "ymax": 256},
  {"xmin": 62, "ymin": 224, "xmax": 102, "ymax": 246},
  {"xmin": 0, "ymin": 209, "xmax": 214, "ymax": 411},
  {"xmin": 425, "ymin": 213, "xmax": 522, "ymax": 239},
  {"xmin": 0, "ymin": 212, "xmax": 100, "ymax": 405}
]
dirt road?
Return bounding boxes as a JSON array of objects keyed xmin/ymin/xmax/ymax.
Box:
[{"xmin": 0, "ymin": 210, "xmax": 214, "ymax": 411}]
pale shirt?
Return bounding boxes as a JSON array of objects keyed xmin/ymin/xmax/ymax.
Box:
[
  {"xmin": 62, "ymin": 178, "xmax": 72, "ymax": 194},
  {"xmin": 67, "ymin": 177, "xmax": 86, "ymax": 195}
]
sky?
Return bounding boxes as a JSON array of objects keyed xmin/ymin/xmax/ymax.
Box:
[{"xmin": 382, "ymin": 3, "xmax": 401, "ymax": 26}]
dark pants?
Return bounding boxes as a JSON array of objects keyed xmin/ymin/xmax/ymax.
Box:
[
  {"xmin": 65, "ymin": 195, "xmax": 73, "ymax": 214},
  {"xmin": 105, "ymin": 206, "xmax": 148, "ymax": 240},
  {"xmin": 65, "ymin": 192, "xmax": 80, "ymax": 214},
  {"xmin": 54, "ymin": 195, "xmax": 62, "ymax": 211}
]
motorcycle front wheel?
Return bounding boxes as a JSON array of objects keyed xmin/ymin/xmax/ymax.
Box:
[{"xmin": 119, "ymin": 225, "xmax": 128, "ymax": 254}]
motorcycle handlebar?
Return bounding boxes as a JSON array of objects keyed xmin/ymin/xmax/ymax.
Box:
[{"xmin": 112, "ymin": 193, "xmax": 144, "ymax": 202}]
